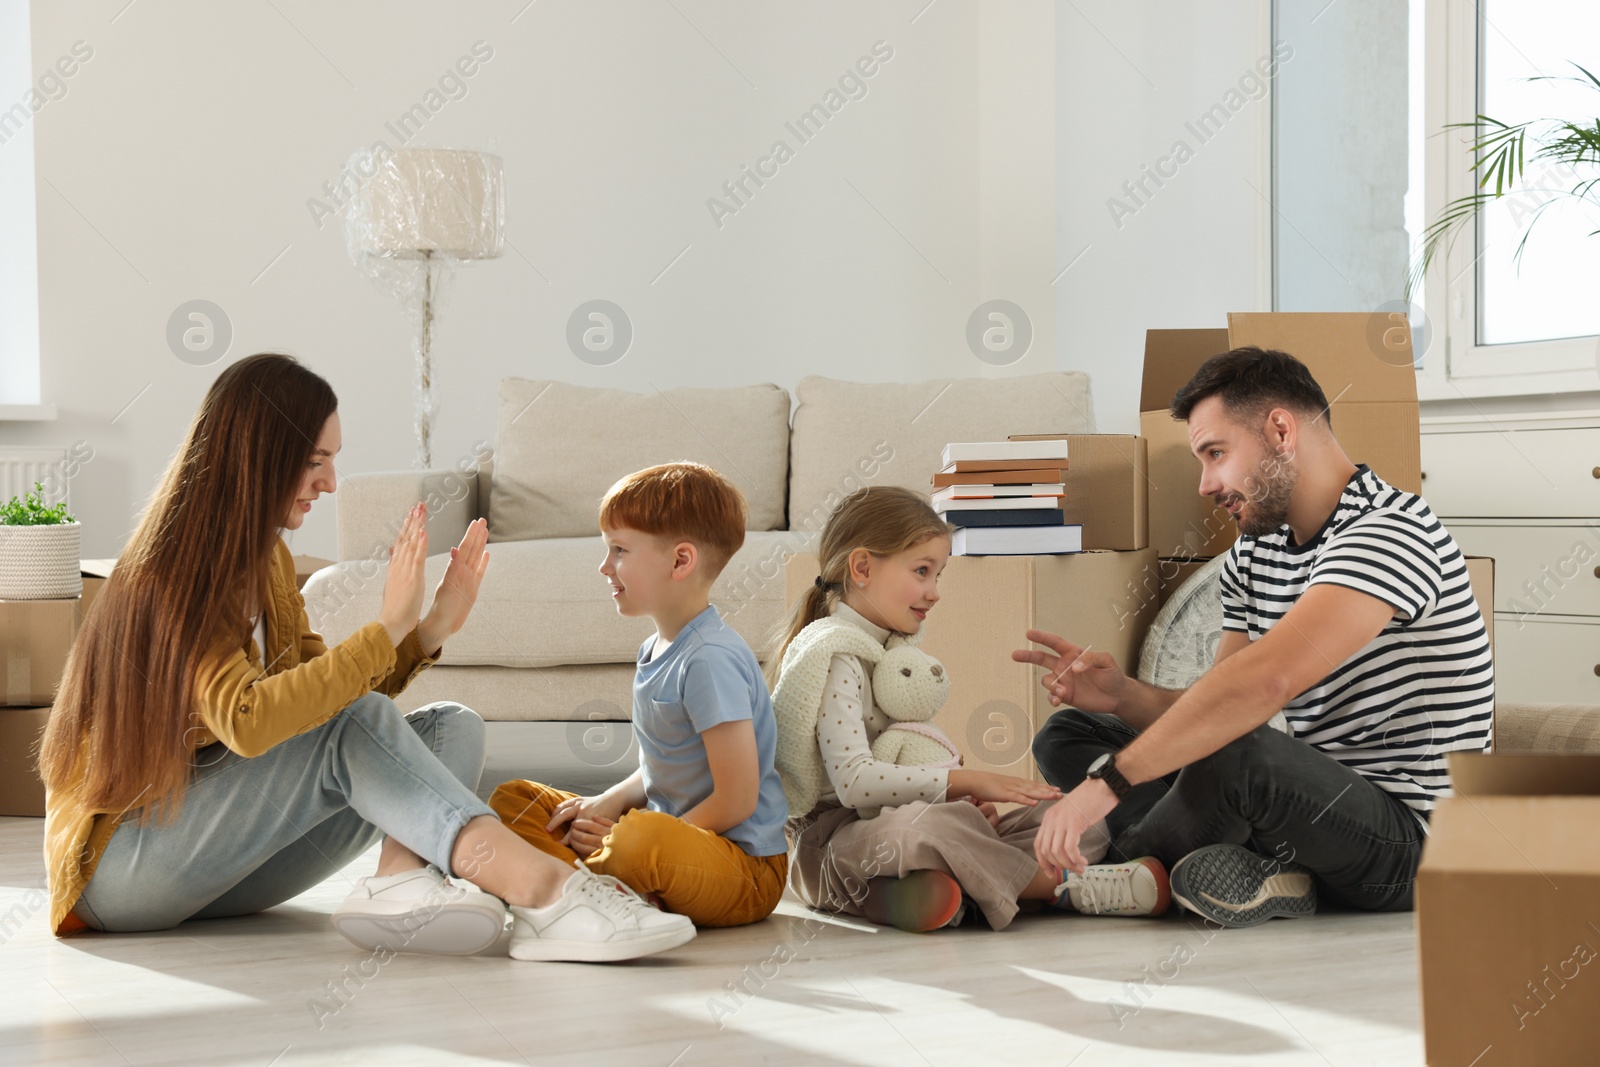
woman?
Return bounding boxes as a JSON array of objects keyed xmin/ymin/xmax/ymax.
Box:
[{"xmin": 41, "ymin": 353, "xmax": 693, "ymax": 962}]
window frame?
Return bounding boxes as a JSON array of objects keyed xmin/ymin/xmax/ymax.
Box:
[{"xmin": 1416, "ymin": 0, "xmax": 1600, "ymax": 401}]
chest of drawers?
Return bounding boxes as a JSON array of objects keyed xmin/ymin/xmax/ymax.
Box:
[{"xmin": 1421, "ymin": 416, "xmax": 1600, "ymax": 705}]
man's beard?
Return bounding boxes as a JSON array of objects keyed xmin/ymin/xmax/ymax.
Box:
[{"xmin": 1221, "ymin": 446, "xmax": 1297, "ymax": 538}]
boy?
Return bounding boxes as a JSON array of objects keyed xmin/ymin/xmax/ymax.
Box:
[{"xmin": 489, "ymin": 462, "xmax": 790, "ymax": 926}]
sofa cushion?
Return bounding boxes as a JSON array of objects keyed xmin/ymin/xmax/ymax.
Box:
[
  {"xmin": 302, "ymin": 530, "xmax": 814, "ymax": 670},
  {"xmin": 488, "ymin": 379, "xmax": 791, "ymax": 541},
  {"xmin": 1494, "ymin": 703, "xmax": 1600, "ymax": 755},
  {"xmin": 787, "ymin": 371, "xmax": 1095, "ymax": 534}
]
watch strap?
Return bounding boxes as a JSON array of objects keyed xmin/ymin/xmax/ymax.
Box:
[{"xmin": 1088, "ymin": 754, "xmax": 1133, "ymax": 800}]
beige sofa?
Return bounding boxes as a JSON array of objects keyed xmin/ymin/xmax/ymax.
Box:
[{"xmin": 302, "ymin": 371, "xmax": 1097, "ymax": 793}]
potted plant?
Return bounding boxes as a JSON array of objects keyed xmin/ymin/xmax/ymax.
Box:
[
  {"xmin": 1408, "ymin": 63, "xmax": 1600, "ymax": 297},
  {"xmin": 0, "ymin": 481, "xmax": 82, "ymax": 600}
]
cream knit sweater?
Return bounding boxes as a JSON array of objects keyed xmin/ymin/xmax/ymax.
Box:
[{"xmin": 773, "ymin": 603, "xmax": 950, "ymax": 817}]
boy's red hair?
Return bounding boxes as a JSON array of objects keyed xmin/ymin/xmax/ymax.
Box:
[{"xmin": 599, "ymin": 462, "xmax": 747, "ymax": 578}]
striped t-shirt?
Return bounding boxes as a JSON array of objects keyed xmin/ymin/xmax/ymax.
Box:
[{"xmin": 1218, "ymin": 464, "xmax": 1494, "ymax": 828}]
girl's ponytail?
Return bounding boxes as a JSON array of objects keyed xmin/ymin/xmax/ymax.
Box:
[{"xmin": 764, "ymin": 486, "xmax": 950, "ymax": 685}]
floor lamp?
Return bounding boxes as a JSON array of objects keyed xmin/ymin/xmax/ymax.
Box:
[{"xmin": 350, "ymin": 148, "xmax": 504, "ymax": 468}]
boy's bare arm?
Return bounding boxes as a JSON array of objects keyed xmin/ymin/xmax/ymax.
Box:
[
  {"xmin": 605, "ymin": 767, "xmax": 649, "ymax": 813},
  {"xmin": 680, "ymin": 719, "xmax": 760, "ymax": 834}
]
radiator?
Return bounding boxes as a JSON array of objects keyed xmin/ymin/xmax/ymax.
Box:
[{"xmin": 0, "ymin": 446, "xmax": 72, "ymax": 508}]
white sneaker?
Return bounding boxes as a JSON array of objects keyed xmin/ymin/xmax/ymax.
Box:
[
  {"xmin": 1053, "ymin": 856, "xmax": 1171, "ymax": 917},
  {"xmin": 508, "ymin": 866, "xmax": 696, "ymax": 962},
  {"xmin": 333, "ymin": 865, "xmax": 507, "ymax": 955}
]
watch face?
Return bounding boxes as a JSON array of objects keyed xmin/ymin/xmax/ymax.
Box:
[{"xmin": 1087, "ymin": 754, "xmax": 1110, "ymax": 775}]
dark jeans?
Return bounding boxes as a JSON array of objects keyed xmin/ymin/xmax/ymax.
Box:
[{"xmin": 1031, "ymin": 708, "xmax": 1424, "ymax": 911}]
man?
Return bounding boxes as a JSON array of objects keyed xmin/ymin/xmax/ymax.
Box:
[{"xmin": 1016, "ymin": 346, "xmax": 1492, "ymax": 927}]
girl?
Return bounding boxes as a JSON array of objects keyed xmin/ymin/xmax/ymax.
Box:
[
  {"xmin": 771, "ymin": 486, "xmax": 1169, "ymax": 931},
  {"xmin": 40, "ymin": 353, "xmax": 692, "ymax": 962}
]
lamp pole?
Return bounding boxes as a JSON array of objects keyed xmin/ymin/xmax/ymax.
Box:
[{"xmin": 416, "ymin": 248, "xmax": 435, "ymax": 468}]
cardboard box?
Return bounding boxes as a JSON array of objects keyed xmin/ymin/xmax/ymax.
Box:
[
  {"xmin": 1142, "ymin": 328, "xmax": 1235, "ymax": 559},
  {"xmin": 1467, "ymin": 555, "xmax": 1495, "ymax": 652},
  {"xmin": 293, "ymin": 555, "xmax": 334, "ymax": 590},
  {"xmin": 0, "ymin": 705, "xmax": 51, "ymax": 816},
  {"xmin": 0, "ymin": 598, "xmax": 81, "ymax": 706},
  {"xmin": 1141, "ymin": 313, "xmax": 1421, "ymax": 559},
  {"xmin": 79, "ymin": 558, "xmax": 117, "ymax": 624},
  {"xmin": 1417, "ymin": 752, "xmax": 1600, "ymax": 1064},
  {"xmin": 1005, "ymin": 434, "xmax": 1149, "ymax": 551},
  {"xmin": 786, "ymin": 549, "xmax": 1160, "ymax": 780}
]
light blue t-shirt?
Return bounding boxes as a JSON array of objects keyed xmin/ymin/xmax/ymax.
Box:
[{"xmin": 631, "ymin": 604, "xmax": 788, "ymax": 857}]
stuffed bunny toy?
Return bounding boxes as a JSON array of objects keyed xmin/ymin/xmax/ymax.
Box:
[
  {"xmin": 858, "ymin": 640, "xmax": 962, "ymax": 818},
  {"xmin": 774, "ymin": 621, "xmax": 962, "ymax": 818}
]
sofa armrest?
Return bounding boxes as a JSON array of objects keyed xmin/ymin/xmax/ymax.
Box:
[
  {"xmin": 1494, "ymin": 703, "xmax": 1600, "ymax": 756},
  {"xmin": 335, "ymin": 467, "xmax": 482, "ymax": 563}
]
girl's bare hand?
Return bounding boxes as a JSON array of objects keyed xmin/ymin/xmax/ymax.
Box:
[{"xmin": 948, "ymin": 769, "xmax": 1062, "ymax": 806}]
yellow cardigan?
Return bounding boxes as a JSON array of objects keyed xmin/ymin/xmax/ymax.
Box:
[{"xmin": 44, "ymin": 538, "xmax": 440, "ymax": 936}]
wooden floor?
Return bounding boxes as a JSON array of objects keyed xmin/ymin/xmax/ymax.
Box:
[{"xmin": 0, "ymin": 816, "xmax": 1425, "ymax": 1066}]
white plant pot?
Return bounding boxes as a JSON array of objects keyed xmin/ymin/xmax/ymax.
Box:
[{"xmin": 0, "ymin": 521, "xmax": 83, "ymax": 600}]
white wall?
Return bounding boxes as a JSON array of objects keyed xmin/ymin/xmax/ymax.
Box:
[
  {"xmin": 1055, "ymin": 0, "xmax": 1273, "ymax": 428},
  {"xmin": 6, "ymin": 0, "xmax": 1271, "ymax": 560},
  {"xmin": 0, "ymin": 0, "xmax": 43, "ymax": 406}
]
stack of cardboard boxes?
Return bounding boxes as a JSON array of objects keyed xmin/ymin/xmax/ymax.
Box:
[
  {"xmin": 0, "ymin": 555, "xmax": 332, "ymax": 819},
  {"xmin": 0, "ymin": 561, "xmax": 111, "ymax": 817}
]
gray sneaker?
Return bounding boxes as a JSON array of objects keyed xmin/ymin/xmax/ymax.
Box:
[{"xmin": 1169, "ymin": 844, "xmax": 1317, "ymax": 928}]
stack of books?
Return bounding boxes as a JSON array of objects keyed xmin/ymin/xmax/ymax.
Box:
[{"xmin": 933, "ymin": 440, "xmax": 1084, "ymax": 556}]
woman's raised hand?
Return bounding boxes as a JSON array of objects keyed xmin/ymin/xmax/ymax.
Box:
[
  {"xmin": 416, "ymin": 517, "xmax": 490, "ymax": 655},
  {"xmin": 378, "ymin": 503, "xmax": 428, "ymax": 647}
]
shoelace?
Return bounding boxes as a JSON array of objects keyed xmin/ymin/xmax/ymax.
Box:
[
  {"xmin": 574, "ymin": 871, "xmax": 659, "ymax": 927},
  {"xmin": 367, "ymin": 865, "xmax": 451, "ymax": 901},
  {"xmin": 1057, "ymin": 865, "xmax": 1140, "ymax": 914}
]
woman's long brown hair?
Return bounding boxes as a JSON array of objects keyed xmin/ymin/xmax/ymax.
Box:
[{"xmin": 40, "ymin": 353, "xmax": 338, "ymax": 823}]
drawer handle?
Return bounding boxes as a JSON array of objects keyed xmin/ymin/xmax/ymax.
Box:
[
  {"xmin": 1595, "ymin": 665, "xmax": 1600, "ymax": 677},
  {"xmin": 1593, "ymin": 466, "xmax": 1600, "ymax": 479}
]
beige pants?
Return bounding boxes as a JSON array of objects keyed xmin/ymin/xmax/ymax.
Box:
[{"xmin": 788, "ymin": 798, "xmax": 1063, "ymax": 930}]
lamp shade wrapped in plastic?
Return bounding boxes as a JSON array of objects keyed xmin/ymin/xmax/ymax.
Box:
[{"xmin": 354, "ymin": 149, "xmax": 504, "ymax": 259}]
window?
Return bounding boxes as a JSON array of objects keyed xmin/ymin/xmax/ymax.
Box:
[
  {"xmin": 0, "ymin": 0, "xmax": 44, "ymax": 408},
  {"xmin": 1275, "ymin": 0, "xmax": 1599, "ymax": 396},
  {"xmin": 1418, "ymin": 0, "xmax": 1600, "ymax": 395},
  {"xmin": 1476, "ymin": 0, "xmax": 1600, "ymax": 346}
]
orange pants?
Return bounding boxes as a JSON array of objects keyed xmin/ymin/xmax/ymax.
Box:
[{"xmin": 488, "ymin": 780, "xmax": 787, "ymax": 928}]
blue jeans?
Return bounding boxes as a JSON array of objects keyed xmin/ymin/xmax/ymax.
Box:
[
  {"xmin": 76, "ymin": 694, "xmax": 495, "ymax": 932},
  {"xmin": 1031, "ymin": 708, "xmax": 1424, "ymax": 912}
]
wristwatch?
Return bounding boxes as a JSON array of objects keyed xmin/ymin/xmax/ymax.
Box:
[{"xmin": 1085, "ymin": 753, "xmax": 1133, "ymax": 800}]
